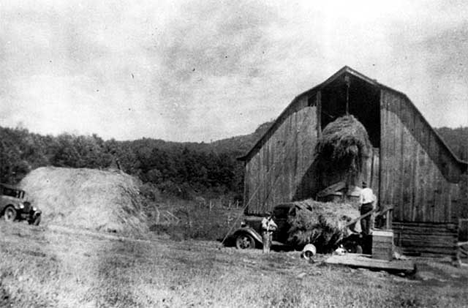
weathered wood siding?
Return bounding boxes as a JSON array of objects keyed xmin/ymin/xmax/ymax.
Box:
[
  {"xmin": 244, "ymin": 94, "xmax": 318, "ymax": 215},
  {"xmin": 380, "ymin": 89, "xmax": 464, "ymax": 256},
  {"xmin": 458, "ymin": 173, "xmax": 468, "ymax": 241},
  {"xmin": 380, "ymin": 90, "xmax": 462, "ymax": 224},
  {"xmin": 459, "ymin": 173, "xmax": 468, "ymax": 219},
  {"xmin": 363, "ymin": 148, "xmax": 380, "ymax": 199},
  {"xmin": 393, "ymin": 222, "xmax": 457, "ymax": 257}
]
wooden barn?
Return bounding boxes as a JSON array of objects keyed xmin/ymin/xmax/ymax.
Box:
[{"xmin": 238, "ymin": 66, "xmax": 468, "ymax": 257}]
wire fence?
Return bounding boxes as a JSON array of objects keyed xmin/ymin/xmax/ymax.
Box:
[{"xmin": 146, "ymin": 200, "xmax": 243, "ymax": 242}]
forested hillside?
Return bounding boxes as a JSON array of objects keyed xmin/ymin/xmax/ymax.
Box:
[
  {"xmin": 0, "ymin": 121, "xmax": 273, "ymax": 203},
  {"xmin": 435, "ymin": 127, "xmax": 468, "ymax": 161},
  {"xmin": 0, "ymin": 122, "xmax": 465, "ymax": 203}
]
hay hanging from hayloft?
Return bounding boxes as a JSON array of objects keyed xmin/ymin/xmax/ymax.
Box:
[
  {"xmin": 286, "ymin": 199, "xmax": 360, "ymax": 252},
  {"xmin": 315, "ymin": 115, "xmax": 372, "ymax": 187}
]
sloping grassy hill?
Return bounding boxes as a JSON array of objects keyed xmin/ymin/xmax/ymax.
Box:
[{"xmin": 2, "ymin": 221, "xmax": 468, "ymax": 307}]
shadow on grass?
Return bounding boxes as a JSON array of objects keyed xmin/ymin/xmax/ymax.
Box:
[{"xmin": 92, "ymin": 240, "xmax": 151, "ymax": 307}]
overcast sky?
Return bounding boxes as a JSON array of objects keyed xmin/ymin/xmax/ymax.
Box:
[{"xmin": 1, "ymin": 0, "xmax": 467, "ymax": 142}]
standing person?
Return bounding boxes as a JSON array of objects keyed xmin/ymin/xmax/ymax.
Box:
[
  {"xmin": 261, "ymin": 212, "xmax": 278, "ymax": 253},
  {"xmin": 359, "ymin": 181, "xmax": 376, "ymax": 235}
]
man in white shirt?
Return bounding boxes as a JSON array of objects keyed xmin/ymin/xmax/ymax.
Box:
[
  {"xmin": 261, "ymin": 213, "xmax": 278, "ymax": 253},
  {"xmin": 359, "ymin": 181, "xmax": 376, "ymax": 235}
]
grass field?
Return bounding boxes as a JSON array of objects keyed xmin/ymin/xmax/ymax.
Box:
[{"xmin": 1, "ymin": 220, "xmax": 468, "ymax": 308}]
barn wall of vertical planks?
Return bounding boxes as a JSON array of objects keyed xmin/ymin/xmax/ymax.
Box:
[
  {"xmin": 242, "ymin": 93, "xmax": 319, "ymax": 215},
  {"xmin": 380, "ymin": 89, "xmax": 466, "ymax": 256}
]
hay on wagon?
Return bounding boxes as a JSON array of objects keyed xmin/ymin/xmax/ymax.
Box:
[
  {"xmin": 20, "ymin": 167, "xmax": 148, "ymax": 237},
  {"xmin": 286, "ymin": 199, "xmax": 360, "ymax": 252}
]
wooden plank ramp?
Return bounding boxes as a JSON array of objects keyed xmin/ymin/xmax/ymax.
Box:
[{"xmin": 325, "ymin": 254, "xmax": 416, "ymax": 273}]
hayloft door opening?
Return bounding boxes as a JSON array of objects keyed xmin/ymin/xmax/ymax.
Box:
[{"xmin": 320, "ymin": 73, "xmax": 381, "ymax": 148}]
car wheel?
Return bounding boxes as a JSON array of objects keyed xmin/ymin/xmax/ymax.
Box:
[
  {"xmin": 4, "ymin": 207, "xmax": 17, "ymax": 222},
  {"xmin": 29, "ymin": 215, "xmax": 41, "ymax": 226},
  {"xmin": 235, "ymin": 233, "xmax": 256, "ymax": 249},
  {"xmin": 355, "ymin": 245, "xmax": 363, "ymax": 254},
  {"xmin": 345, "ymin": 243, "xmax": 363, "ymax": 254},
  {"xmin": 33, "ymin": 215, "xmax": 41, "ymax": 226}
]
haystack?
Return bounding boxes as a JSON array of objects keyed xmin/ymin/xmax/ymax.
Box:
[
  {"xmin": 315, "ymin": 115, "xmax": 372, "ymax": 188},
  {"xmin": 20, "ymin": 167, "xmax": 148, "ymax": 236},
  {"xmin": 286, "ymin": 199, "xmax": 360, "ymax": 252}
]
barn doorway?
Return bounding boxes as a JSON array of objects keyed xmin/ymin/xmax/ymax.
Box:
[{"xmin": 320, "ymin": 72, "xmax": 381, "ymax": 149}]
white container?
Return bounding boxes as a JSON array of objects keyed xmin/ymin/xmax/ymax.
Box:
[{"xmin": 301, "ymin": 244, "xmax": 317, "ymax": 260}]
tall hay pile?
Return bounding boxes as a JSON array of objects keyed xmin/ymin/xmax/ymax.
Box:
[
  {"xmin": 315, "ymin": 115, "xmax": 372, "ymax": 188},
  {"xmin": 20, "ymin": 167, "xmax": 148, "ymax": 236},
  {"xmin": 287, "ymin": 199, "xmax": 360, "ymax": 252}
]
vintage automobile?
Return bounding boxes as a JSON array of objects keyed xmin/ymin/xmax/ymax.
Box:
[
  {"xmin": 232, "ymin": 203, "xmax": 292, "ymax": 250},
  {"xmin": 0, "ymin": 184, "xmax": 41, "ymax": 225}
]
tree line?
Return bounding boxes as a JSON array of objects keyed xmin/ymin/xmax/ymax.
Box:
[
  {"xmin": 0, "ymin": 123, "xmax": 271, "ymax": 203},
  {"xmin": 435, "ymin": 126, "xmax": 468, "ymax": 161},
  {"xmin": 0, "ymin": 123, "xmax": 466, "ymax": 202}
]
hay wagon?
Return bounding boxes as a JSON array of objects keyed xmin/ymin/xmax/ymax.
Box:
[
  {"xmin": 238, "ymin": 66, "xmax": 468, "ymax": 259},
  {"xmin": 232, "ymin": 201, "xmax": 373, "ymax": 253}
]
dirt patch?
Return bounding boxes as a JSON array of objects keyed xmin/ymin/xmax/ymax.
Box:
[
  {"xmin": 413, "ymin": 259, "xmax": 468, "ymax": 287},
  {"xmin": 20, "ymin": 167, "xmax": 148, "ymax": 237}
]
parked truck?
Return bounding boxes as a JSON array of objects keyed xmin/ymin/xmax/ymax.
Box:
[{"xmin": 0, "ymin": 183, "xmax": 41, "ymax": 225}]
